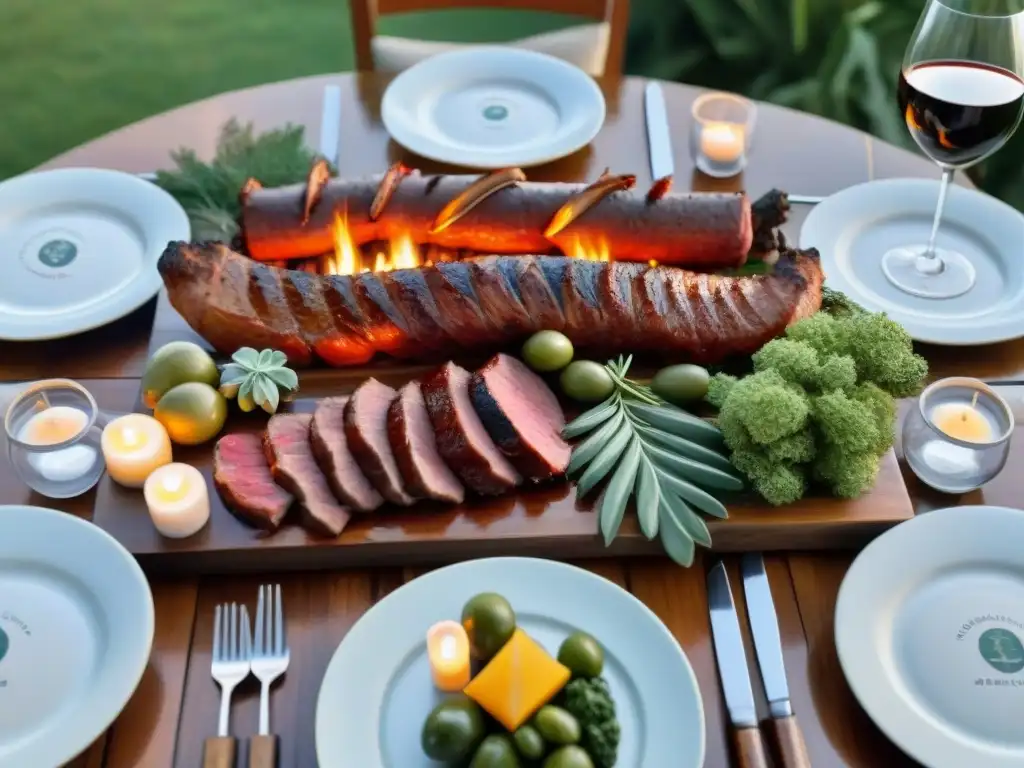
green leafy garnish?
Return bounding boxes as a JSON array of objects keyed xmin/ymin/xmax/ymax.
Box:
[
  {"xmin": 563, "ymin": 356, "xmax": 742, "ymax": 567},
  {"xmin": 155, "ymin": 119, "xmax": 335, "ymax": 241},
  {"xmin": 219, "ymin": 347, "xmax": 299, "ymax": 415}
]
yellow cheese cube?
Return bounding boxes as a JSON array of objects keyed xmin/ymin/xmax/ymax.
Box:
[{"xmin": 463, "ymin": 628, "xmax": 571, "ymax": 731}]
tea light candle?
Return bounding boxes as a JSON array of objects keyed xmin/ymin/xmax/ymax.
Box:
[
  {"xmin": 426, "ymin": 620, "xmax": 471, "ymax": 692},
  {"xmin": 700, "ymin": 122, "xmax": 745, "ymax": 164},
  {"xmin": 101, "ymin": 413, "xmax": 172, "ymax": 488},
  {"xmin": 931, "ymin": 393, "xmax": 995, "ymax": 443},
  {"xmin": 143, "ymin": 463, "xmax": 209, "ymax": 538},
  {"xmin": 17, "ymin": 405, "xmax": 97, "ymax": 483}
]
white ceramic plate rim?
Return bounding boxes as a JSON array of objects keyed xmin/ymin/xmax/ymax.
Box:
[
  {"xmin": 314, "ymin": 556, "xmax": 706, "ymax": 767},
  {"xmin": 835, "ymin": 505, "xmax": 1024, "ymax": 768},
  {"xmin": 0, "ymin": 167, "xmax": 190, "ymax": 341},
  {"xmin": 381, "ymin": 47, "xmax": 606, "ymax": 168},
  {"xmin": 799, "ymin": 178, "xmax": 1024, "ymax": 346},
  {"xmin": 0, "ymin": 505, "xmax": 154, "ymax": 766}
]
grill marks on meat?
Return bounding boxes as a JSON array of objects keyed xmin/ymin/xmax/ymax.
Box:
[
  {"xmin": 387, "ymin": 382, "xmax": 465, "ymax": 504},
  {"xmin": 159, "ymin": 243, "xmax": 823, "ymax": 369},
  {"xmin": 470, "ymin": 354, "xmax": 570, "ymax": 482},
  {"xmin": 344, "ymin": 379, "xmax": 417, "ymax": 505},
  {"xmin": 422, "ymin": 362, "xmax": 521, "ymax": 495},
  {"xmin": 214, "ymin": 433, "xmax": 293, "ymax": 531},
  {"xmin": 310, "ymin": 396, "xmax": 384, "ymax": 512},
  {"xmin": 264, "ymin": 413, "xmax": 351, "ymax": 536}
]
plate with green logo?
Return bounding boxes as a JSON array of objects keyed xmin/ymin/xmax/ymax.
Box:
[
  {"xmin": 0, "ymin": 167, "xmax": 189, "ymax": 340},
  {"xmin": 836, "ymin": 505, "xmax": 1024, "ymax": 768},
  {"xmin": 381, "ymin": 47, "xmax": 606, "ymax": 168},
  {"xmin": 0, "ymin": 506, "xmax": 154, "ymax": 766}
]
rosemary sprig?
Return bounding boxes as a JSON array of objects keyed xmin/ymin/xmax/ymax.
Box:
[{"xmin": 563, "ymin": 356, "xmax": 742, "ymax": 567}]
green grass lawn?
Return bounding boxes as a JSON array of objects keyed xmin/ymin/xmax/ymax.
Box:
[{"xmin": 0, "ymin": 0, "xmax": 579, "ymax": 178}]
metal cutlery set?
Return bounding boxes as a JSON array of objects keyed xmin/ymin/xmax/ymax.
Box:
[
  {"xmin": 204, "ymin": 584, "xmax": 290, "ymax": 768},
  {"xmin": 709, "ymin": 555, "xmax": 811, "ymax": 768}
]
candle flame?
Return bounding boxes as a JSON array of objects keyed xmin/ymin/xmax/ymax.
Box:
[
  {"xmin": 162, "ymin": 473, "xmax": 183, "ymax": 494},
  {"xmin": 121, "ymin": 426, "xmax": 139, "ymax": 448},
  {"xmin": 439, "ymin": 634, "xmax": 457, "ymax": 660}
]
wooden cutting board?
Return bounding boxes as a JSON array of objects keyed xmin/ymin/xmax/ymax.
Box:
[{"xmin": 90, "ymin": 295, "xmax": 915, "ymax": 575}]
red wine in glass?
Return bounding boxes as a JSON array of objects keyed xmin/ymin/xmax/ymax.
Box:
[
  {"xmin": 898, "ymin": 61, "xmax": 1024, "ymax": 167},
  {"xmin": 882, "ymin": 0, "xmax": 1024, "ymax": 302}
]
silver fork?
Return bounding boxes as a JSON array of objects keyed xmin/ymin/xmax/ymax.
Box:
[
  {"xmin": 250, "ymin": 584, "xmax": 290, "ymax": 768},
  {"xmin": 204, "ymin": 602, "xmax": 252, "ymax": 768}
]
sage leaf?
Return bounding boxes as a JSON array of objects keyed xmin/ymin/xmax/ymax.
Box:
[
  {"xmin": 655, "ymin": 467, "xmax": 730, "ymax": 519},
  {"xmin": 671, "ymin": 496, "xmax": 713, "ymax": 547},
  {"xmin": 265, "ymin": 366, "xmax": 299, "ymax": 391},
  {"xmin": 567, "ymin": 410, "xmax": 624, "ymax": 476},
  {"xmin": 632, "ymin": 422, "xmax": 735, "ymax": 473},
  {"xmin": 600, "ymin": 437, "xmax": 641, "ymax": 546},
  {"xmin": 625, "ymin": 401, "xmax": 725, "ymax": 447},
  {"xmin": 635, "ymin": 456, "xmax": 660, "ymax": 540},
  {"xmin": 563, "ymin": 396, "xmax": 618, "ymax": 440},
  {"xmin": 646, "ymin": 442, "xmax": 744, "ymax": 492},
  {"xmin": 658, "ymin": 496, "xmax": 695, "ymax": 567},
  {"xmin": 577, "ymin": 423, "xmax": 632, "ymax": 497}
]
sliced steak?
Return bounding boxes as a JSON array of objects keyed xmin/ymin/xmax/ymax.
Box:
[
  {"xmin": 310, "ymin": 396, "xmax": 384, "ymax": 512},
  {"xmin": 421, "ymin": 362, "xmax": 521, "ymax": 495},
  {"xmin": 264, "ymin": 413, "xmax": 351, "ymax": 536},
  {"xmin": 387, "ymin": 382, "xmax": 465, "ymax": 504},
  {"xmin": 213, "ymin": 433, "xmax": 293, "ymax": 531},
  {"xmin": 344, "ymin": 379, "xmax": 416, "ymax": 505},
  {"xmin": 471, "ymin": 353, "xmax": 570, "ymax": 481}
]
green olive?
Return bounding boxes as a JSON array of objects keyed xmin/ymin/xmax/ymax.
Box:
[
  {"xmin": 560, "ymin": 361, "xmax": 615, "ymax": 403},
  {"xmin": 522, "ymin": 331, "xmax": 575, "ymax": 372},
  {"xmin": 650, "ymin": 364, "xmax": 711, "ymax": 404}
]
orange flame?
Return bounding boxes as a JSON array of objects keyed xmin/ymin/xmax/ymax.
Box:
[{"xmin": 563, "ymin": 235, "xmax": 610, "ymax": 263}]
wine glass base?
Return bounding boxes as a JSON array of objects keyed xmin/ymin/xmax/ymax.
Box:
[{"xmin": 881, "ymin": 245, "xmax": 977, "ymax": 299}]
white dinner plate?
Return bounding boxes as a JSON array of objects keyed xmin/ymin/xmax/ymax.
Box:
[
  {"xmin": 799, "ymin": 179, "xmax": 1024, "ymax": 346},
  {"xmin": 381, "ymin": 47, "xmax": 606, "ymax": 168},
  {"xmin": 836, "ymin": 505, "xmax": 1024, "ymax": 768},
  {"xmin": 315, "ymin": 557, "xmax": 705, "ymax": 767},
  {"xmin": 0, "ymin": 505, "xmax": 154, "ymax": 766},
  {"xmin": 0, "ymin": 168, "xmax": 190, "ymax": 341}
]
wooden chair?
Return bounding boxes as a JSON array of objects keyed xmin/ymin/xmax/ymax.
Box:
[{"xmin": 350, "ymin": 0, "xmax": 629, "ymax": 77}]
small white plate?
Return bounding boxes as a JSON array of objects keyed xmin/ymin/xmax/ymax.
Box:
[
  {"xmin": 315, "ymin": 557, "xmax": 705, "ymax": 767},
  {"xmin": 799, "ymin": 179, "xmax": 1024, "ymax": 346},
  {"xmin": 381, "ymin": 47, "xmax": 606, "ymax": 169},
  {"xmin": 0, "ymin": 168, "xmax": 190, "ymax": 341},
  {"xmin": 836, "ymin": 505, "xmax": 1024, "ymax": 768},
  {"xmin": 0, "ymin": 505, "xmax": 154, "ymax": 766}
]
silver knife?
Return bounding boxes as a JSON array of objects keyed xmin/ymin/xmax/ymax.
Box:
[
  {"xmin": 644, "ymin": 82, "xmax": 674, "ymax": 182},
  {"xmin": 708, "ymin": 561, "xmax": 769, "ymax": 768},
  {"xmin": 319, "ymin": 84, "xmax": 342, "ymax": 166},
  {"xmin": 741, "ymin": 554, "xmax": 811, "ymax": 768}
]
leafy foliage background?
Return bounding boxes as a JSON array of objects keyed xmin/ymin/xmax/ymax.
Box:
[{"xmin": 626, "ymin": 0, "xmax": 1024, "ymax": 211}]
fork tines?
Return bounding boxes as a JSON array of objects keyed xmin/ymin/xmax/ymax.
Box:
[
  {"xmin": 254, "ymin": 584, "xmax": 287, "ymax": 659},
  {"xmin": 213, "ymin": 602, "xmax": 252, "ymax": 663}
]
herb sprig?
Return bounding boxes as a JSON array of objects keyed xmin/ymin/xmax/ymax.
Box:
[{"xmin": 564, "ymin": 356, "xmax": 743, "ymax": 567}]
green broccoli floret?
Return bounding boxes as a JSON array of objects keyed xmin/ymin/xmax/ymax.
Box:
[
  {"xmin": 716, "ymin": 407, "xmax": 757, "ymax": 453},
  {"xmin": 839, "ymin": 313, "xmax": 929, "ymax": 397},
  {"xmin": 564, "ymin": 677, "xmax": 619, "ymax": 768},
  {"xmin": 786, "ymin": 313, "xmax": 847, "ymax": 359},
  {"xmin": 812, "ymin": 390, "xmax": 881, "ymax": 455},
  {"xmin": 813, "ymin": 445, "xmax": 881, "ymax": 498},
  {"xmin": 764, "ymin": 427, "xmax": 816, "ymax": 464},
  {"xmin": 811, "ymin": 354, "xmax": 858, "ymax": 393},
  {"xmin": 752, "ymin": 339, "xmax": 819, "ymax": 386},
  {"xmin": 731, "ymin": 449, "xmax": 806, "ymax": 505},
  {"xmin": 850, "ymin": 382, "xmax": 897, "ymax": 455},
  {"xmin": 706, "ymin": 373, "xmax": 739, "ymax": 409},
  {"xmin": 725, "ymin": 370, "xmax": 810, "ymax": 445}
]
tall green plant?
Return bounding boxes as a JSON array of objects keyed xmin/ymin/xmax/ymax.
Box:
[{"xmin": 628, "ymin": 0, "xmax": 1024, "ymax": 211}]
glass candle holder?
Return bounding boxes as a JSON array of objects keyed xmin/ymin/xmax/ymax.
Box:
[
  {"xmin": 689, "ymin": 92, "xmax": 757, "ymax": 178},
  {"xmin": 4, "ymin": 379, "xmax": 108, "ymax": 498},
  {"xmin": 903, "ymin": 377, "xmax": 1014, "ymax": 494}
]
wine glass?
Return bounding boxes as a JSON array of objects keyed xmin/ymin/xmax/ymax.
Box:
[{"xmin": 883, "ymin": 0, "xmax": 1024, "ymax": 300}]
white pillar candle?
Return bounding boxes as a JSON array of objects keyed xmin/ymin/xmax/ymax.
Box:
[
  {"xmin": 701, "ymin": 121, "xmax": 745, "ymax": 164},
  {"xmin": 101, "ymin": 414, "xmax": 172, "ymax": 488},
  {"xmin": 17, "ymin": 405, "xmax": 98, "ymax": 483},
  {"xmin": 143, "ymin": 463, "xmax": 210, "ymax": 538}
]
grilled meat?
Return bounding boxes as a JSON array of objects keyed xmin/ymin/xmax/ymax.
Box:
[
  {"xmin": 213, "ymin": 433, "xmax": 293, "ymax": 531},
  {"xmin": 387, "ymin": 381, "xmax": 465, "ymax": 504},
  {"xmin": 310, "ymin": 396, "xmax": 384, "ymax": 512}
]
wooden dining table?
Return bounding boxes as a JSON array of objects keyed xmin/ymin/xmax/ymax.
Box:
[{"xmin": 4, "ymin": 71, "xmax": 1023, "ymax": 768}]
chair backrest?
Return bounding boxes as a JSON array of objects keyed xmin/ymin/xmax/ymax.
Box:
[{"xmin": 350, "ymin": 0, "xmax": 629, "ymax": 77}]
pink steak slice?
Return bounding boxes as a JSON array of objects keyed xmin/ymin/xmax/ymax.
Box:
[
  {"xmin": 213, "ymin": 433, "xmax": 294, "ymax": 531},
  {"xmin": 344, "ymin": 378, "xmax": 417, "ymax": 505},
  {"xmin": 310, "ymin": 396, "xmax": 384, "ymax": 512},
  {"xmin": 387, "ymin": 381, "xmax": 465, "ymax": 504}
]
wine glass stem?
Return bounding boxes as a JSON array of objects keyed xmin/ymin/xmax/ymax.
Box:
[{"xmin": 923, "ymin": 167, "xmax": 955, "ymax": 261}]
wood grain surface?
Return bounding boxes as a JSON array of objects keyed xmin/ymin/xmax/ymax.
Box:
[{"xmin": 4, "ymin": 72, "xmax": 1019, "ymax": 768}]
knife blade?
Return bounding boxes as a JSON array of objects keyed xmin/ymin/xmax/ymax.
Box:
[
  {"xmin": 708, "ymin": 561, "xmax": 769, "ymax": 768},
  {"xmin": 319, "ymin": 84, "xmax": 342, "ymax": 166},
  {"xmin": 644, "ymin": 82, "xmax": 674, "ymax": 182},
  {"xmin": 741, "ymin": 554, "xmax": 812, "ymax": 768}
]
